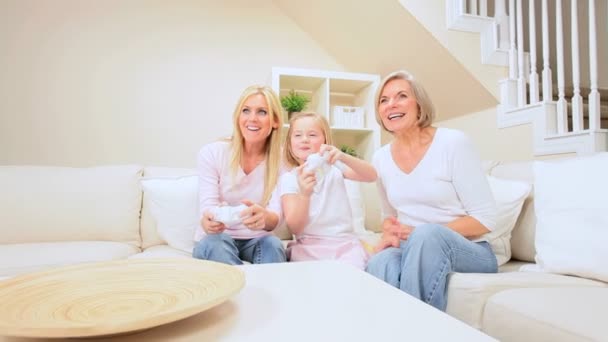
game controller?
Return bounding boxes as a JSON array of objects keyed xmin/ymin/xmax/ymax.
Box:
[
  {"xmin": 209, "ymin": 204, "xmax": 248, "ymax": 226},
  {"xmin": 303, "ymin": 152, "xmax": 346, "ymax": 190}
]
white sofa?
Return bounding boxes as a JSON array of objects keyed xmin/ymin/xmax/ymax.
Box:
[
  {"xmin": 0, "ymin": 160, "xmax": 606, "ymax": 341},
  {"xmin": 446, "ymin": 159, "xmax": 608, "ymax": 341}
]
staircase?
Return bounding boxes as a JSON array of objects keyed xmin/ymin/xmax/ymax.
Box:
[{"xmin": 403, "ymin": 0, "xmax": 608, "ymax": 156}]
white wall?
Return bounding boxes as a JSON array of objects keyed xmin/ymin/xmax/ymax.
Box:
[
  {"xmin": 0, "ymin": 0, "xmax": 344, "ymax": 167},
  {"xmin": 436, "ymin": 108, "xmax": 535, "ymax": 162}
]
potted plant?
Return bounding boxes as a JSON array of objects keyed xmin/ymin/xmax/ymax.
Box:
[
  {"xmin": 340, "ymin": 145, "xmax": 358, "ymax": 158},
  {"xmin": 280, "ymin": 90, "xmax": 310, "ymax": 120}
]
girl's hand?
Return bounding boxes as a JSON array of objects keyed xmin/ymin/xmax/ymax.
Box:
[
  {"xmin": 201, "ymin": 211, "xmax": 226, "ymax": 234},
  {"xmin": 296, "ymin": 164, "xmax": 316, "ymax": 197},
  {"xmin": 319, "ymin": 144, "xmax": 344, "ymax": 164},
  {"xmin": 240, "ymin": 199, "xmax": 267, "ymax": 231}
]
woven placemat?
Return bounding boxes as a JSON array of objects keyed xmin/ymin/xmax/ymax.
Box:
[{"xmin": 0, "ymin": 258, "xmax": 244, "ymax": 338}]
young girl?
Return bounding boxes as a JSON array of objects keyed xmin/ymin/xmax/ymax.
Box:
[{"xmin": 279, "ymin": 112, "xmax": 377, "ymax": 269}]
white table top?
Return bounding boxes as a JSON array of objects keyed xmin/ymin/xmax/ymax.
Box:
[{"xmin": 1, "ymin": 261, "xmax": 495, "ymax": 341}]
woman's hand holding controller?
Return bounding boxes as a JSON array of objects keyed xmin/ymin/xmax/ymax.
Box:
[
  {"xmin": 201, "ymin": 211, "xmax": 226, "ymax": 234},
  {"xmin": 241, "ymin": 199, "xmax": 267, "ymax": 231}
]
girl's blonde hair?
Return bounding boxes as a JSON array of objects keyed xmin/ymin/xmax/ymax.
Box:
[
  {"xmin": 374, "ymin": 70, "xmax": 436, "ymax": 132},
  {"xmin": 284, "ymin": 112, "xmax": 333, "ymax": 168},
  {"xmin": 229, "ymin": 85, "xmax": 284, "ymax": 206}
]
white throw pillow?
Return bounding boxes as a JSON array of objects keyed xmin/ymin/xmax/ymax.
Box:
[
  {"xmin": 141, "ymin": 176, "xmax": 199, "ymax": 253},
  {"xmin": 485, "ymin": 175, "xmax": 532, "ymax": 266},
  {"xmin": 531, "ymin": 153, "xmax": 608, "ymax": 282},
  {"xmin": 344, "ymin": 179, "xmax": 366, "ymax": 234}
]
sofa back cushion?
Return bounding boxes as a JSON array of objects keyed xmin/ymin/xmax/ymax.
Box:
[
  {"xmin": 484, "ymin": 175, "xmax": 531, "ymax": 266},
  {"xmin": 0, "ymin": 165, "xmax": 142, "ymax": 246},
  {"xmin": 141, "ymin": 167, "xmax": 198, "ymax": 249},
  {"xmin": 490, "ymin": 161, "xmax": 536, "ymax": 262},
  {"xmin": 531, "ymin": 153, "xmax": 608, "ymax": 282}
]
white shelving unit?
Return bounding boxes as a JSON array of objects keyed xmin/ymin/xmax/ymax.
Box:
[
  {"xmin": 271, "ymin": 67, "xmax": 381, "ymax": 164},
  {"xmin": 271, "ymin": 67, "xmax": 382, "ymax": 231}
]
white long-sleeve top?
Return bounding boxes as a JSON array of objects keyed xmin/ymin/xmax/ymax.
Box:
[
  {"xmin": 373, "ymin": 128, "xmax": 497, "ymax": 236},
  {"xmin": 195, "ymin": 141, "xmax": 283, "ymax": 241}
]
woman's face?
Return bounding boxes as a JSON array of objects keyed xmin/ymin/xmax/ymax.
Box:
[
  {"xmin": 290, "ymin": 116, "xmax": 326, "ymax": 164},
  {"xmin": 238, "ymin": 94, "xmax": 277, "ymax": 145},
  {"xmin": 378, "ymin": 78, "xmax": 419, "ymax": 132}
]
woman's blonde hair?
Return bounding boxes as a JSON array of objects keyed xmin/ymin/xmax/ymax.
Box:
[
  {"xmin": 374, "ymin": 70, "xmax": 435, "ymax": 132},
  {"xmin": 284, "ymin": 112, "xmax": 333, "ymax": 168},
  {"xmin": 229, "ymin": 85, "xmax": 284, "ymax": 206}
]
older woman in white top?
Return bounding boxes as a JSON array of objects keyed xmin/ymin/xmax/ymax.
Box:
[
  {"xmin": 192, "ymin": 85, "xmax": 286, "ymax": 265},
  {"xmin": 366, "ymin": 71, "xmax": 498, "ymax": 311}
]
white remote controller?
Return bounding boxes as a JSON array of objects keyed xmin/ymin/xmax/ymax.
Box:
[
  {"xmin": 209, "ymin": 204, "xmax": 248, "ymax": 226},
  {"xmin": 303, "ymin": 152, "xmax": 346, "ymax": 190},
  {"xmin": 304, "ymin": 152, "xmax": 346, "ymax": 173}
]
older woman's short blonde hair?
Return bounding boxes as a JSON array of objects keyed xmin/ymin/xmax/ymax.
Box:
[{"xmin": 374, "ymin": 70, "xmax": 435, "ymax": 132}]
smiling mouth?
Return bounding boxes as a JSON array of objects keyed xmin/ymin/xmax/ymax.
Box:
[
  {"xmin": 388, "ymin": 113, "xmax": 405, "ymax": 120},
  {"xmin": 246, "ymin": 126, "xmax": 261, "ymax": 131}
]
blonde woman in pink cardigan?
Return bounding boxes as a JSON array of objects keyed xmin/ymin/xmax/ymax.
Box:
[{"xmin": 192, "ymin": 85, "xmax": 286, "ymax": 265}]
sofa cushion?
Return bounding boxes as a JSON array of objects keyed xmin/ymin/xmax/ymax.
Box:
[
  {"xmin": 131, "ymin": 245, "xmax": 192, "ymax": 259},
  {"xmin": 532, "ymin": 153, "xmax": 608, "ymax": 282},
  {"xmin": 0, "ymin": 165, "xmax": 142, "ymax": 246},
  {"xmin": 482, "ymin": 287, "xmax": 608, "ymax": 342},
  {"xmin": 446, "ymin": 271, "xmax": 607, "ymax": 329},
  {"xmin": 485, "ymin": 176, "xmax": 531, "ymax": 266},
  {"xmin": 141, "ymin": 167, "xmax": 198, "ymax": 249},
  {"xmin": 489, "ymin": 161, "xmax": 536, "ymax": 262},
  {"xmin": 141, "ymin": 175, "xmax": 198, "ymax": 253},
  {"xmin": 0, "ymin": 241, "xmax": 140, "ymax": 278}
]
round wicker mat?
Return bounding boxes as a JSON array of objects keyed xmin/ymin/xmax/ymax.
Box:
[{"xmin": 0, "ymin": 258, "xmax": 245, "ymax": 338}]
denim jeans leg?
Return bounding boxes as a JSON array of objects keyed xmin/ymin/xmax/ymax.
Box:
[
  {"xmin": 365, "ymin": 247, "xmax": 403, "ymax": 288},
  {"xmin": 192, "ymin": 233, "xmax": 243, "ymax": 265},
  {"xmin": 238, "ymin": 235, "xmax": 286, "ymax": 264},
  {"xmin": 399, "ymin": 223, "xmax": 498, "ymax": 311}
]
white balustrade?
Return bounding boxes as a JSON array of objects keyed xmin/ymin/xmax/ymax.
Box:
[
  {"xmin": 571, "ymin": 0, "xmax": 584, "ymax": 132},
  {"xmin": 528, "ymin": 0, "xmax": 539, "ymax": 103},
  {"xmin": 508, "ymin": 0, "xmax": 517, "ymax": 79},
  {"xmin": 588, "ymin": 0, "xmax": 601, "ymax": 130},
  {"xmin": 516, "ymin": 0, "xmax": 526, "ymax": 106},
  {"xmin": 449, "ymin": 0, "xmax": 604, "ymax": 137},
  {"xmin": 541, "ymin": 0, "xmax": 553, "ymax": 103},
  {"xmin": 556, "ymin": 0, "xmax": 568, "ymax": 133},
  {"xmin": 495, "ymin": 0, "xmax": 509, "ymax": 49}
]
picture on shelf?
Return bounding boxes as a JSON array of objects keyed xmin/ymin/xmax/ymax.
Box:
[{"xmin": 280, "ymin": 90, "xmax": 310, "ymax": 120}]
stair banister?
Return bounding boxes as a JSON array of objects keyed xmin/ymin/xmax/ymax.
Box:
[
  {"xmin": 495, "ymin": 0, "xmax": 509, "ymax": 50},
  {"xmin": 589, "ymin": 0, "xmax": 601, "ymax": 131},
  {"xmin": 556, "ymin": 0, "xmax": 568, "ymax": 133},
  {"xmin": 528, "ymin": 0, "xmax": 539, "ymax": 103},
  {"xmin": 541, "ymin": 0, "xmax": 553, "ymax": 103},
  {"xmin": 509, "ymin": 0, "xmax": 517, "ymax": 79},
  {"xmin": 571, "ymin": 0, "xmax": 584, "ymax": 132},
  {"xmin": 516, "ymin": 0, "xmax": 526, "ymax": 106}
]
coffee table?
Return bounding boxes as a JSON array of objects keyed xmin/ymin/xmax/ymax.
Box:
[{"xmin": 0, "ymin": 260, "xmax": 495, "ymax": 341}]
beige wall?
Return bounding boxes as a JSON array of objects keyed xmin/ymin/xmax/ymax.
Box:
[
  {"xmin": 0, "ymin": 0, "xmax": 343, "ymax": 167},
  {"xmin": 436, "ymin": 108, "xmax": 535, "ymax": 162}
]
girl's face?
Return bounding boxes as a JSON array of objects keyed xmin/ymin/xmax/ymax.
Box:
[
  {"xmin": 290, "ymin": 117, "xmax": 326, "ymax": 164},
  {"xmin": 238, "ymin": 94, "xmax": 277, "ymax": 145},
  {"xmin": 378, "ymin": 78, "xmax": 419, "ymax": 132}
]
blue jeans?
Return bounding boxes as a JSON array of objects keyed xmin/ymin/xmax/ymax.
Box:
[
  {"xmin": 192, "ymin": 233, "xmax": 286, "ymax": 265},
  {"xmin": 366, "ymin": 223, "xmax": 497, "ymax": 311}
]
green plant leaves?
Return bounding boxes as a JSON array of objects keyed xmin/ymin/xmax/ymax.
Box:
[{"xmin": 280, "ymin": 90, "xmax": 310, "ymax": 113}]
